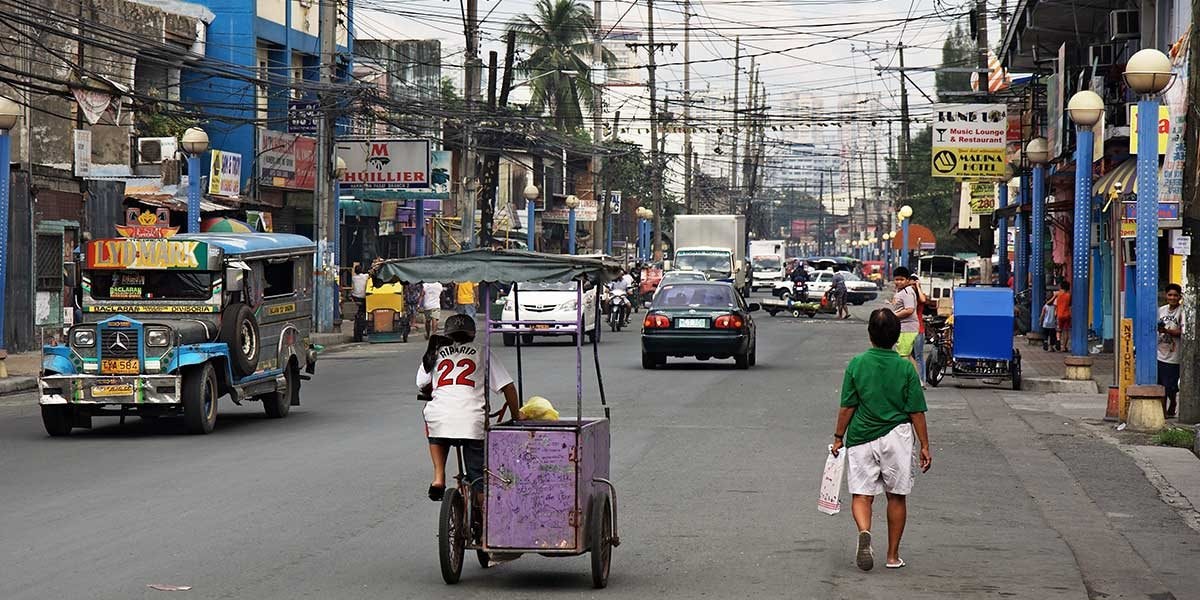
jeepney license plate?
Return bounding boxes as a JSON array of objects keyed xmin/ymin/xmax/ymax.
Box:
[
  {"xmin": 676, "ymin": 318, "xmax": 708, "ymax": 328},
  {"xmin": 92, "ymin": 383, "xmax": 134, "ymax": 397},
  {"xmin": 100, "ymin": 358, "xmax": 139, "ymax": 374}
]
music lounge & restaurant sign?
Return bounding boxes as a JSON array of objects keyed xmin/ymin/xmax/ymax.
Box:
[{"xmin": 337, "ymin": 139, "xmax": 431, "ymax": 189}]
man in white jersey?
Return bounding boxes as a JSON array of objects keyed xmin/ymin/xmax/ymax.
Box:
[{"xmin": 417, "ymin": 314, "xmax": 522, "ymax": 502}]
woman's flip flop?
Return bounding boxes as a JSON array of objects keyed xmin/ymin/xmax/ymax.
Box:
[
  {"xmin": 886, "ymin": 559, "xmax": 906, "ymax": 569},
  {"xmin": 428, "ymin": 484, "xmax": 445, "ymax": 502}
]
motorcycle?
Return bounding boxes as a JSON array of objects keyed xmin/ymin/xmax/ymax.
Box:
[
  {"xmin": 925, "ymin": 316, "xmax": 952, "ymax": 387},
  {"xmin": 605, "ymin": 288, "xmax": 631, "ymax": 332},
  {"xmin": 772, "ymin": 279, "xmax": 809, "ymax": 302}
]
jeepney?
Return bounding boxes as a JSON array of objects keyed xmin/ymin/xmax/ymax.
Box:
[{"xmin": 38, "ymin": 233, "xmax": 319, "ymax": 435}]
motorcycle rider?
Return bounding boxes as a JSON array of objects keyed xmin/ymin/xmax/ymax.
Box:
[
  {"xmin": 609, "ymin": 269, "xmax": 635, "ymax": 325},
  {"xmin": 789, "ymin": 261, "xmax": 810, "ymax": 301}
]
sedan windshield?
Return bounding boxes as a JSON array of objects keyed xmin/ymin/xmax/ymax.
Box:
[
  {"xmin": 674, "ymin": 252, "xmax": 730, "ymax": 273},
  {"xmin": 653, "ymin": 284, "xmax": 735, "ymax": 308}
]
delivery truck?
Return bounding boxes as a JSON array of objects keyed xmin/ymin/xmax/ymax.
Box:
[
  {"xmin": 748, "ymin": 239, "xmax": 787, "ymax": 292},
  {"xmin": 672, "ymin": 215, "xmax": 749, "ymax": 297}
]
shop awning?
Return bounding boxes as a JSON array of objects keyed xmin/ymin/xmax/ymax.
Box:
[
  {"xmin": 1092, "ymin": 159, "xmax": 1138, "ymax": 198},
  {"xmin": 340, "ymin": 198, "xmax": 380, "ymax": 218}
]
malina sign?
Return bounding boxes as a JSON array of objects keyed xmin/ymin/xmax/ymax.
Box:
[
  {"xmin": 337, "ymin": 139, "xmax": 431, "ymax": 189},
  {"xmin": 930, "ymin": 104, "xmax": 1008, "ymax": 179}
]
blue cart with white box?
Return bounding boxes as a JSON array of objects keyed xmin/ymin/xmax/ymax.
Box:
[{"xmin": 948, "ymin": 286, "xmax": 1022, "ymax": 390}]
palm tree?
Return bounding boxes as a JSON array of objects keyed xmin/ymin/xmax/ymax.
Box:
[{"xmin": 508, "ymin": 0, "xmax": 613, "ymax": 131}]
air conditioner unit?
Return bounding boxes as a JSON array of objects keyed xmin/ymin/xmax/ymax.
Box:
[
  {"xmin": 137, "ymin": 137, "xmax": 178, "ymax": 165},
  {"xmin": 1088, "ymin": 43, "xmax": 1119, "ymax": 67},
  {"xmin": 1109, "ymin": 10, "xmax": 1139, "ymax": 41}
]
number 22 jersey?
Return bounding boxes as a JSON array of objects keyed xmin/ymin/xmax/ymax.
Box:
[{"xmin": 416, "ymin": 343, "xmax": 514, "ymax": 440}]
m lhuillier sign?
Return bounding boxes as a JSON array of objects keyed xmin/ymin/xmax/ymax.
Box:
[
  {"xmin": 930, "ymin": 104, "xmax": 1007, "ymax": 179},
  {"xmin": 337, "ymin": 139, "xmax": 431, "ymax": 189}
]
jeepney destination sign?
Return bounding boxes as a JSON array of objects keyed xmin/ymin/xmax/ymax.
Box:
[{"xmin": 86, "ymin": 239, "xmax": 209, "ymax": 270}]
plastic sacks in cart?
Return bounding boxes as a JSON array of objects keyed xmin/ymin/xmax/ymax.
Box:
[{"xmin": 519, "ymin": 396, "xmax": 560, "ymax": 421}]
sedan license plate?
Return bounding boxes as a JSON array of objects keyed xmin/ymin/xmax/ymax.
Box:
[
  {"xmin": 676, "ymin": 318, "xmax": 708, "ymax": 329},
  {"xmin": 100, "ymin": 358, "xmax": 139, "ymax": 374},
  {"xmin": 92, "ymin": 383, "xmax": 134, "ymax": 398}
]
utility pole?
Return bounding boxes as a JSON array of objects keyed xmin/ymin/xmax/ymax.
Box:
[
  {"xmin": 897, "ymin": 42, "xmax": 910, "ymax": 216},
  {"xmin": 314, "ymin": 0, "xmax": 337, "ymax": 332},
  {"xmin": 461, "ymin": 0, "xmax": 482, "ymax": 248},
  {"xmin": 975, "ymin": 0, "xmax": 994, "ymax": 282},
  {"xmin": 818, "ymin": 170, "xmax": 826, "ymax": 255},
  {"xmin": 683, "ymin": 0, "xmax": 693, "ymax": 214},
  {"xmin": 593, "ymin": 0, "xmax": 605, "ymax": 254},
  {"xmin": 1178, "ymin": 0, "xmax": 1200, "ymax": 425},
  {"xmin": 742, "ymin": 57, "xmax": 756, "ymax": 215},
  {"xmin": 627, "ymin": 0, "xmax": 671, "ymax": 261},
  {"xmin": 730, "ymin": 37, "xmax": 740, "ymax": 209}
]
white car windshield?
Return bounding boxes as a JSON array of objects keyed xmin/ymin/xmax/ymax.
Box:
[{"xmin": 675, "ymin": 252, "xmax": 730, "ymax": 272}]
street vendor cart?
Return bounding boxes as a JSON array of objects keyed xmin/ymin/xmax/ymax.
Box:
[
  {"xmin": 943, "ymin": 286, "xmax": 1022, "ymax": 390},
  {"xmin": 372, "ymin": 249, "xmax": 621, "ymax": 588}
]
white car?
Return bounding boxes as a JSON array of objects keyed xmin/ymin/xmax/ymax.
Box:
[
  {"xmin": 499, "ymin": 281, "xmax": 599, "ymax": 346},
  {"xmin": 772, "ymin": 270, "xmax": 879, "ymax": 304}
]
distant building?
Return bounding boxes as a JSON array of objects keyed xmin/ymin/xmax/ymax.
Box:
[{"xmin": 353, "ymin": 39, "xmax": 442, "ymax": 139}]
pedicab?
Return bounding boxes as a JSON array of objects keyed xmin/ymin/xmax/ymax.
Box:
[
  {"xmin": 372, "ymin": 249, "xmax": 622, "ymax": 588},
  {"xmin": 936, "ymin": 286, "xmax": 1022, "ymax": 390}
]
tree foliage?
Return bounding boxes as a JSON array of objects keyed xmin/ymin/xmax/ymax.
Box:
[
  {"xmin": 887, "ymin": 127, "xmax": 973, "ymax": 254},
  {"xmin": 508, "ymin": 0, "xmax": 615, "ymax": 132},
  {"xmin": 935, "ymin": 21, "xmax": 975, "ymax": 101}
]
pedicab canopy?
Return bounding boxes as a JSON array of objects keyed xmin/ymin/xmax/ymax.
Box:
[
  {"xmin": 952, "ymin": 286, "xmax": 1014, "ymax": 361},
  {"xmin": 371, "ymin": 249, "xmax": 622, "ymax": 286}
]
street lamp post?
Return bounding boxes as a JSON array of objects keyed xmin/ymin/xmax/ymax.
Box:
[
  {"xmin": 637, "ymin": 207, "xmax": 652, "ymax": 260},
  {"xmin": 333, "ymin": 156, "xmax": 346, "ymax": 269},
  {"xmin": 1066, "ymin": 91, "xmax": 1104, "ymax": 372},
  {"xmin": 998, "ymin": 164, "xmax": 1014, "ymax": 285},
  {"xmin": 180, "ymin": 127, "xmax": 210, "ymax": 234},
  {"xmin": 524, "ymin": 184, "xmax": 539, "ymax": 252},
  {"xmin": 883, "ymin": 233, "xmax": 892, "ymax": 278},
  {"xmin": 565, "ymin": 194, "xmax": 580, "ymax": 254},
  {"xmin": 1125, "ymin": 49, "xmax": 1173, "ymax": 389},
  {"xmin": 898, "ymin": 205, "xmax": 913, "ymax": 270},
  {"xmin": 0, "ymin": 97, "xmax": 20, "ymax": 375},
  {"xmin": 1026, "ymin": 137, "xmax": 1050, "ymax": 339},
  {"xmin": 1015, "ymin": 170, "xmax": 1028, "ymax": 294}
]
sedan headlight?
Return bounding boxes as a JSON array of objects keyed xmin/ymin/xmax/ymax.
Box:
[
  {"xmin": 146, "ymin": 328, "xmax": 171, "ymax": 347},
  {"xmin": 72, "ymin": 329, "xmax": 95, "ymax": 347},
  {"xmin": 558, "ymin": 299, "xmax": 578, "ymax": 311}
]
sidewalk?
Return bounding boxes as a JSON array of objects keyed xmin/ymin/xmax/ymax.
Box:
[
  {"xmin": 1017, "ymin": 335, "xmax": 1115, "ymax": 393},
  {"xmin": 0, "ymin": 328, "xmax": 361, "ymax": 398}
]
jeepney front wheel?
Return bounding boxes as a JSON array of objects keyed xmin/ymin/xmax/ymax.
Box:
[
  {"xmin": 41, "ymin": 405, "xmax": 73, "ymax": 437},
  {"xmin": 182, "ymin": 363, "xmax": 219, "ymax": 434},
  {"xmin": 262, "ymin": 361, "xmax": 298, "ymax": 419}
]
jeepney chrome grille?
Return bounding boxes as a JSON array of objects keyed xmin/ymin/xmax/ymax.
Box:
[{"xmin": 101, "ymin": 329, "xmax": 140, "ymax": 359}]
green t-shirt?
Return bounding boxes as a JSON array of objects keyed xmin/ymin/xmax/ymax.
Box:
[{"xmin": 839, "ymin": 347, "xmax": 927, "ymax": 447}]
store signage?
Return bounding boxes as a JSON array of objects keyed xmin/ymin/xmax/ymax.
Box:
[
  {"xmin": 288, "ymin": 100, "xmax": 320, "ymax": 135},
  {"xmin": 208, "ymin": 150, "xmax": 242, "ymax": 198},
  {"xmin": 86, "ymin": 239, "xmax": 208, "ymax": 270},
  {"xmin": 73, "ymin": 130, "xmax": 91, "ymax": 177},
  {"xmin": 609, "ymin": 191, "xmax": 622, "ymax": 215},
  {"xmin": 116, "ymin": 208, "xmax": 177, "ymax": 238},
  {"xmin": 1128, "ymin": 105, "xmax": 1170, "ymax": 154},
  {"xmin": 337, "ymin": 139, "xmax": 431, "ymax": 189},
  {"xmin": 967, "ymin": 182, "xmax": 996, "ymax": 214},
  {"xmin": 1120, "ymin": 197, "xmax": 1181, "ymax": 237},
  {"xmin": 930, "ymin": 104, "xmax": 1008, "ymax": 178},
  {"xmin": 258, "ymin": 130, "xmax": 316, "ymax": 190}
]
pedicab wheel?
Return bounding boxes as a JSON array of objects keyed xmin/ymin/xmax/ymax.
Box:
[
  {"xmin": 926, "ymin": 355, "xmax": 943, "ymax": 388},
  {"xmin": 438, "ymin": 487, "xmax": 467, "ymax": 584},
  {"xmin": 1010, "ymin": 355, "xmax": 1022, "ymax": 391},
  {"xmin": 790, "ymin": 309, "xmax": 802, "ymax": 318},
  {"xmin": 589, "ymin": 491, "xmax": 614, "ymax": 589}
]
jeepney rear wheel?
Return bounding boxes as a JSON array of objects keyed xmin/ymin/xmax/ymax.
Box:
[
  {"xmin": 182, "ymin": 363, "xmax": 219, "ymax": 434},
  {"xmin": 41, "ymin": 405, "xmax": 73, "ymax": 437},
  {"xmin": 220, "ymin": 303, "xmax": 261, "ymax": 378},
  {"xmin": 262, "ymin": 361, "xmax": 298, "ymax": 419},
  {"xmin": 590, "ymin": 491, "xmax": 613, "ymax": 589}
]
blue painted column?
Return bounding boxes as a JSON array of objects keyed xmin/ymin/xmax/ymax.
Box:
[
  {"xmin": 1015, "ymin": 173, "xmax": 1029, "ymax": 294},
  {"xmin": 567, "ymin": 206, "xmax": 577, "ymax": 254},
  {"xmin": 998, "ymin": 182, "xmax": 1010, "ymax": 285},
  {"xmin": 526, "ymin": 200, "xmax": 535, "ymax": 252},
  {"xmin": 1031, "ymin": 164, "xmax": 1047, "ymax": 336},
  {"xmin": 605, "ymin": 213, "xmax": 613, "ymax": 255},
  {"xmin": 0, "ymin": 132, "xmax": 10, "ymax": 354},
  {"xmin": 1071, "ymin": 130, "xmax": 1094, "ymax": 356},
  {"xmin": 900, "ymin": 220, "xmax": 910, "ymax": 270},
  {"xmin": 187, "ymin": 154, "xmax": 203, "ymax": 233},
  {"xmin": 1134, "ymin": 99, "xmax": 1160, "ymax": 384},
  {"xmin": 415, "ymin": 198, "xmax": 426, "ymax": 257}
]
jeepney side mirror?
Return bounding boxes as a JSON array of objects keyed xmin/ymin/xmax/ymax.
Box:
[{"xmin": 226, "ymin": 267, "xmax": 245, "ymax": 292}]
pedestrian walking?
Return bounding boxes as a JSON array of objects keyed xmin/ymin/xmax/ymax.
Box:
[
  {"xmin": 833, "ymin": 270, "xmax": 850, "ymax": 319},
  {"xmin": 831, "ymin": 308, "xmax": 932, "ymax": 571},
  {"xmin": 889, "ymin": 267, "xmax": 920, "ymax": 373},
  {"xmin": 1053, "ymin": 281, "xmax": 1072, "ymax": 352},
  {"xmin": 420, "ymin": 280, "xmax": 445, "ymax": 340},
  {"xmin": 350, "ymin": 265, "xmax": 369, "ymax": 342},
  {"xmin": 455, "ymin": 281, "xmax": 478, "ymax": 319},
  {"xmin": 910, "ymin": 275, "xmax": 929, "ymax": 387},
  {"xmin": 1158, "ymin": 283, "xmax": 1185, "ymax": 418}
]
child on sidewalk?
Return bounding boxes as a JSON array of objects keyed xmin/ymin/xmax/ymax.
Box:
[{"xmin": 1041, "ymin": 296, "xmax": 1058, "ymax": 352}]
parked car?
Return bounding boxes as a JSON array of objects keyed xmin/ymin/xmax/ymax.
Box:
[
  {"xmin": 773, "ymin": 270, "xmax": 878, "ymax": 304},
  {"xmin": 499, "ymin": 281, "xmax": 599, "ymax": 346},
  {"xmin": 640, "ymin": 282, "xmax": 758, "ymax": 369}
]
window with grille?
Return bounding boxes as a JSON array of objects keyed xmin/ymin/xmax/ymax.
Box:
[{"xmin": 36, "ymin": 234, "xmax": 63, "ymax": 292}]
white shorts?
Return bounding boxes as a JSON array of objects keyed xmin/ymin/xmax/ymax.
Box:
[{"xmin": 846, "ymin": 423, "xmax": 916, "ymax": 496}]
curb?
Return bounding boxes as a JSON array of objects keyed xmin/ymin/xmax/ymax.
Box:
[
  {"xmin": 0, "ymin": 376, "xmax": 37, "ymax": 396},
  {"xmin": 1022, "ymin": 376, "xmax": 1099, "ymax": 394}
]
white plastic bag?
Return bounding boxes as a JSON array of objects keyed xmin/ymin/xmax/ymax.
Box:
[{"xmin": 818, "ymin": 445, "xmax": 846, "ymax": 515}]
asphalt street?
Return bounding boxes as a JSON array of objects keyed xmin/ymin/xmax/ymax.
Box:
[{"xmin": 1, "ymin": 297, "xmax": 1198, "ymax": 599}]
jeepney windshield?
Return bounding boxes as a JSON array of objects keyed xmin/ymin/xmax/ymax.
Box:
[{"xmin": 88, "ymin": 271, "xmax": 214, "ymax": 301}]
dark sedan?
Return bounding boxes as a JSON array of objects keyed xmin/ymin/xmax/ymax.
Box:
[{"xmin": 641, "ymin": 282, "xmax": 758, "ymax": 369}]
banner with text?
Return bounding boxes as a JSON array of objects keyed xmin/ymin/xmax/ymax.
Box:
[{"xmin": 931, "ymin": 104, "xmax": 1008, "ymax": 178}]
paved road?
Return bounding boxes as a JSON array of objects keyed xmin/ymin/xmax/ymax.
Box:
[{"xmin": 1, "ymin": 298, "xmax": 1197, "ymax": 599}]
